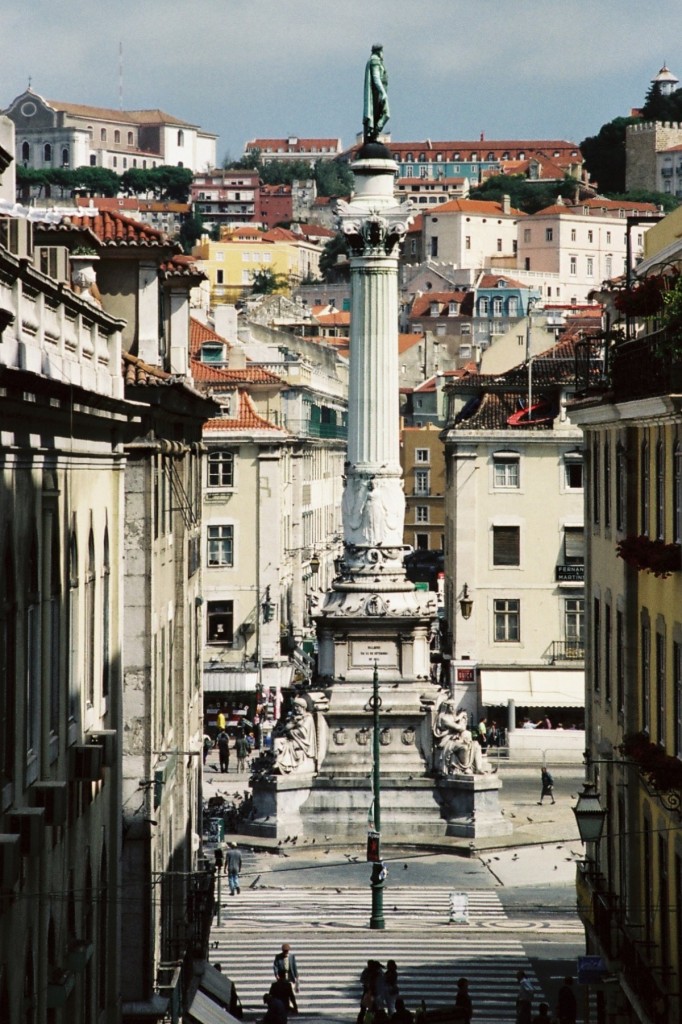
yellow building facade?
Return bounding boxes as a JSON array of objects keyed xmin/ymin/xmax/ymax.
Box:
[
  {"xmin": 571, "ymin": 223, "xmax": 682, "ymax": 1023},
  {"xmin": 193, "ymin": 230, "xmax": 322, "ymax": 306}
]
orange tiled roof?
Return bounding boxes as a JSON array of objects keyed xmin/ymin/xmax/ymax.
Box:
[
  {"xmin": 49, "ymin": 99, "xmax": 198, "ymax": 129},
  {"xmin": 122, "ymin": 351, "xmax": 171, "ymax": 386},
  {"xmin": 204, "ymin": 391, "xmax": 286, "ymax": 432},
  {"xmin": 410, "ymin": 290, "xmax": 467, "ymax": 317},
  {"xmin": 434, "ymin": 198, "xmax": 524, "ymax": 217},
  {"xmin": 190, "ymin": 358, "xmax": 283, "ymax": 386},
  {"xmin": 399, "ymin": 332, "xmax": 424, "ymax": 353},
  {"xmin": 314, "ymin": 310, "xmax": 351, "ymax": 326},
  {"xmin": 246, "ymin": 137, "xmax": 340, "ymax": 150},
  {"xmin": 160, "ymin": 254, "xmax": 205, "ymax": 280},
  {"xmin": 478, "ymin": 273, "xmax": 527, "ymax": 289},
  {"xmin": 40, "ymin": 210, "xmax": 169, "ymax": 247},
  {"xmin": 190, "ymin": 317, "xmax": 233, "ymax": 357}
]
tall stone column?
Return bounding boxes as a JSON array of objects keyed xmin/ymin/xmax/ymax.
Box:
[{"xmin": 335, "ymin": 149, "xmax": 413, "ymax": 586}]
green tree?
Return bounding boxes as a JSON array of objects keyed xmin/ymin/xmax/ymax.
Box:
[
  {"xmin": 70, "ymin": 165, "xmax": 120, "ymax": 197},
  {"xmin": 319, "ymin": 232, "xmax": 350, "ymax": 280},
  {"xmin": 314, "ymin": 159, "xmax": 354, "ymax": 198},
  {"xmin": 579, "ymin": 117, "xmax": 640, "ymax": 194},
  {"xmin": 641, "ymin": 83, "xmax": 682, "ymax": 122},
  {"xmin": 259, "ymin": 159, "xmax": 314, "ymax": 186},
  {"xmin": 223, "ymin": 149, "xmax": 262, "ymax": 171},
  {"xmin": 178, "ymin": 212, "xmax": 206, "ymax": 253},
  {"xmin": 470, "ymin": 174, "xmax": 577, "ymax": 214},
  {"xmin": 250, "ymin": 269, "xmax": 289, "ymax": 294}
]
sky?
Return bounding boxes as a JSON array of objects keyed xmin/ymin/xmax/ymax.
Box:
[{"xmin": 4, "ymin": 1, "xmax": 682, "ymax": 162}]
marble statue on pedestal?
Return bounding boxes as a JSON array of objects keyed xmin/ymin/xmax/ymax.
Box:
[
  {"xmin": 272, "ymin": 698, "xmax": 317, "ymax": 775},
  {"xmin": 433, "ymin": 699, "xmax": 492, "ymax": 776}
]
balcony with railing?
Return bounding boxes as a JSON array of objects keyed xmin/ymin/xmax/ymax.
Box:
[
  {"xmin": 611, "ymin": 328, "xmax": 682, "ymax": 402},
  {"xmin": 283, "ymin": 417, "xmax": 347, "ymax": 440},
  {"xmin": 550, "ymin": 639, "xmax": 585, "ymax": 663}
]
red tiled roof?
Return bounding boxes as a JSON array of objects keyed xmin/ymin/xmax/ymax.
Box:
[
  {"xmin": 40, "ymin": 210, "xmax": 169, "ymax": 247},
  {"xmin": 190, "ymin": 358, "xmax": 283, "ymax": 386},
  {"xmin": 411, "ymin": 290, "xmax": 468, "ymax": 317},
  {"xmin": 246, "ymin": 137, "xmax": 340, "ymax": 150},
  {"xmin": 160, "ymin": 254, "xmax": 205, "ymax": 280},
  {"xmin": 47, "ymin": 98, "xmax": 198, "ymax": 128},
  {"xmin": 478, "ymin": 273, "xmax": 527, "ymax": 289},
  {"xmin": 204, "ymin": 391, "xmax": 285, "ymax": 432},
  {"xmin": 433, "ymin": 198, "xmax": 524, "ymax": 217},
  {"xmin": 122, "ymin": 351, "xmax": 171, "ymax": 386},
  {"xmin": 294, "ymin": 223, "xmax": 336, "ymax": 240},
  {"xmin": 314, "ymin": 310, "xmax": 351, "ymax": 326},
  {"xmin": 189, "ymin": 317, "xmax": 233, "ymax": 357},
  {"xmin": 399, "ymin": 332, "xmax": 424, "ymax": 353},
  {"xmin": 406, "ymin": 214, "xmax": 424, "ymax": 235}
]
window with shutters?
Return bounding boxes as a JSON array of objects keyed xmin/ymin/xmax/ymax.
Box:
[
  {"xmin": 564, "ymin": 527, "xmax": 584, "ymax": 564},
  {"xmin": 492, "ymin": 525, "xmax": 520, "ymax": 566}
]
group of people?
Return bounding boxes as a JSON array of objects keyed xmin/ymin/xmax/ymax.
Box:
[
  {"xmin": 262, "ymin": 944, "xmax": 300, "ymax": 1024},
  {"xmin": 517, "ymin": 970, "xmax": 577, "ymax": 1024},
  {"xmin": 257, "ymin": 953, "xmax": 576, "ymax": 1024},
  {"xmin": 475, "ymin": 718, "xmax": 501, "ymax": 750},
  {"xmin": 203, "ymin": 727, "xmax": 252, "ymax": 773}
]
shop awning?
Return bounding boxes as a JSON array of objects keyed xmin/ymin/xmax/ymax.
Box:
[
  {"xmin": 203, "ymin": 665, "xmax": 293, "ymax": 692},
  {"xmin": 480, "ymin": 669, "xmax": 584, "ymax": 708},
  {"xmin": 186, "ymin": 962, "xmax": 242, "ymax": 1024},
  {"xmin": 186, "ymin": 988, "xmax": 241, "ymax": 1024}
]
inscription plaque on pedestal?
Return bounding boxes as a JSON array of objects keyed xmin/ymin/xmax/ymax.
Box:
[{"xmin": 351, "ymin": 640, "xmax": 398, "ymax": 668}]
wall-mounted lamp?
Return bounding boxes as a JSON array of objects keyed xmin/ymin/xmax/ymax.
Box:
[
  {"xmin": 459, "ymin": 583, "xmax": 473, "ymax": 620},
  {"xmin": 310, "ymin": 553, "xmax": 320, "ymax": 574},
  {"xmin": 572, "ymin": 781, "xmax": 607, "ymax": 844}
]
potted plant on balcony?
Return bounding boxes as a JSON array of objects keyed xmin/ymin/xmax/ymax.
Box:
[
  {"xmin": 616, "ymin": 534, "xmax": 681, "ymax": 577},
  {"xmin": 621, "ymin": 731, "xmax": 682, "ymax": 794},
  {"xmin": 613, "ymin": 274, "xmax": 668, "ymax": 318}
]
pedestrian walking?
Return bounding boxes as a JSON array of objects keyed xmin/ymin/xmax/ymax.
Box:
[
  {"xmin": 203, "ymin": 733, "xmax": 213, "ymax": 765},
  {"xmin": 477, "ymin": 719, "xmax": 488, "ymax": 751},
  {"xmin": 454, "ymin": 977, "xmax": 472, "ymax": 1023},
  {"xmin": 556, "ymin": 976, "xmax": 577, "ymax": 1024},
  {"xmin": 216, "ymin": 707, "xmax": 227, "ymax": 732},
  {"xmin": 214, "ymin": 846, "xmax": 224, "ymax": 873},
  {"xmin": 538, "ymin": 766, "xmax": 555, "ymax": 805},
  {"xmin": 515, "ymin": 969, "xmax": 533, "ymax": 1024},
  {"xmin": 226, "ymin": 841, "xmax": 242, "ymax": 895},
  {"xmin": 360, "ymin": 961, "xmax": 387, "ymax": 1018},
  {"xmin": 270, "ymin": 971, "xmax": 298, "ymax": 1017},
  {"xmin": 532, "ymin": 1003, "xmax": 551, "ymax": 1023},
  {"xmin": 273, "ymin": 943, "xmax": 299, "ymax": 990},
  {"xmin": 216, "ymin": 729, "xmax": 230, "ymax": 773},
  {"xmin": 384, "ymin": 960, "xmax": 399, "ymax": 1016},
  {"xmin": 488, "ymin": 721, "xmax": 500, "ymax": 747},
  {"xmin": 235, "ymin": 731, "xmax": 250, "ymax": 772}
]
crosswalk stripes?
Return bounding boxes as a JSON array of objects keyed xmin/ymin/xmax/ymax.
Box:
[
  {"xmin": 221, "ymin": 886, "xmax": 507, "ymax": 930},
  {"xmin": 209, "ymin": 888, "xmax": 550, "ymax": 1022}
]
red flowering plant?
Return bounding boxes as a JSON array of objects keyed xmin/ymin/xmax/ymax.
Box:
[
  {"xmin": 613, "ymin": 274, "xmax": 668, "ymax": 318},
  {"xmin": 621, "ymin": 732, "xmax": 682, "ymax": 794},
  {"xmin": 616, "ymin": 535, "xmax": 682, "ymax": 578}
]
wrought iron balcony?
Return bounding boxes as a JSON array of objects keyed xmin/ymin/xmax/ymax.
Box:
[
  {"xmin": 611, "ymin": 328, "xmax": 682, "ymax": 402},
  {"xmin": 550, "ymin": 639, "xmax": 585, "ymax": 662}
]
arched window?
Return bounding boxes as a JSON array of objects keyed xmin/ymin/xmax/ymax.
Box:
[
  {"xmin": 0, "ymin": 537, "xmax": 16, "ymax": 785},
  {"xmin": 492, "ymin": 296, "xmax": 503, "ymax": 317},
  {"xmin": 21, "ymin": 140, "xmax": 30, "ymax": 163},
  {"xmin": 43, "ymin": 143, "xmax": 52, "ymax": 162},
  {"xmin": 114, "ymin": 129, "xmax": 120, "ymax": 144},
  {"xmin": 61, "ymin": 147, "xmax": 69, "ymax": 167},
  {"xmin": 85, "ymin": 530, "xmax": 96, "ymax": 708},
  {"xmin": 127, "ymin": 131, "xmax": 134, "ymax": 145},
  {"xmin": 177, "ymin": 129, "xmax": 184, "ymax": 146}
]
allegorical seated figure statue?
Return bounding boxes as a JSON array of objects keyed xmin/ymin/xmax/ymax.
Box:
[
  {"xmin": 433, "ymin": 699, "xmax": 491, "ymax": 776},
  {"xmin": 272, "ymin": 697, "xmax": 317, "ymax": 775},
  {"xmin": 363, "ymin": 43, "xmax": 390, "ymax": 143}
]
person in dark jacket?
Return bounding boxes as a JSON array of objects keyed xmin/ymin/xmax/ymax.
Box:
[
  {"xmin": 556, "ymin": 976, "xmax": 577, "ymax": 1024},
  {"xmin": 538, "ymin": 766, "xmax": 555, "ymax": 804},
  {"xmin": 270, "ymin": 971, "xmax": 298, "ymax": 1016},
  {"xmin": 454, "ymin": 977, "xmax": 472, "ymax": 1023}
]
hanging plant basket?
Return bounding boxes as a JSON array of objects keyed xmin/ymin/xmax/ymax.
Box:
[
  {"xmin": 616, "ymin": 535, "xmax": 681, "ymax": 578},
  {"xmin": 621, "ymin": 731, "xmax": 682, "ymax": 794}
]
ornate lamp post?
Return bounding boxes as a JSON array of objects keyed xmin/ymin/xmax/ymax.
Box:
[{"xmin": 368, "ymin": 662, "xmax": 385, "ymax": 929}]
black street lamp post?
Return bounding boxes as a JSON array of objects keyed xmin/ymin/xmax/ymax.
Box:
[{"xmin": 369, "ymin": 663, "xmax": 385, "ymax": 930}]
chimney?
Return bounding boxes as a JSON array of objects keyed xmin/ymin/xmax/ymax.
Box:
[{"xmin": 502, "ymin": 194, "xmax": 511, "ymax": 215}]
